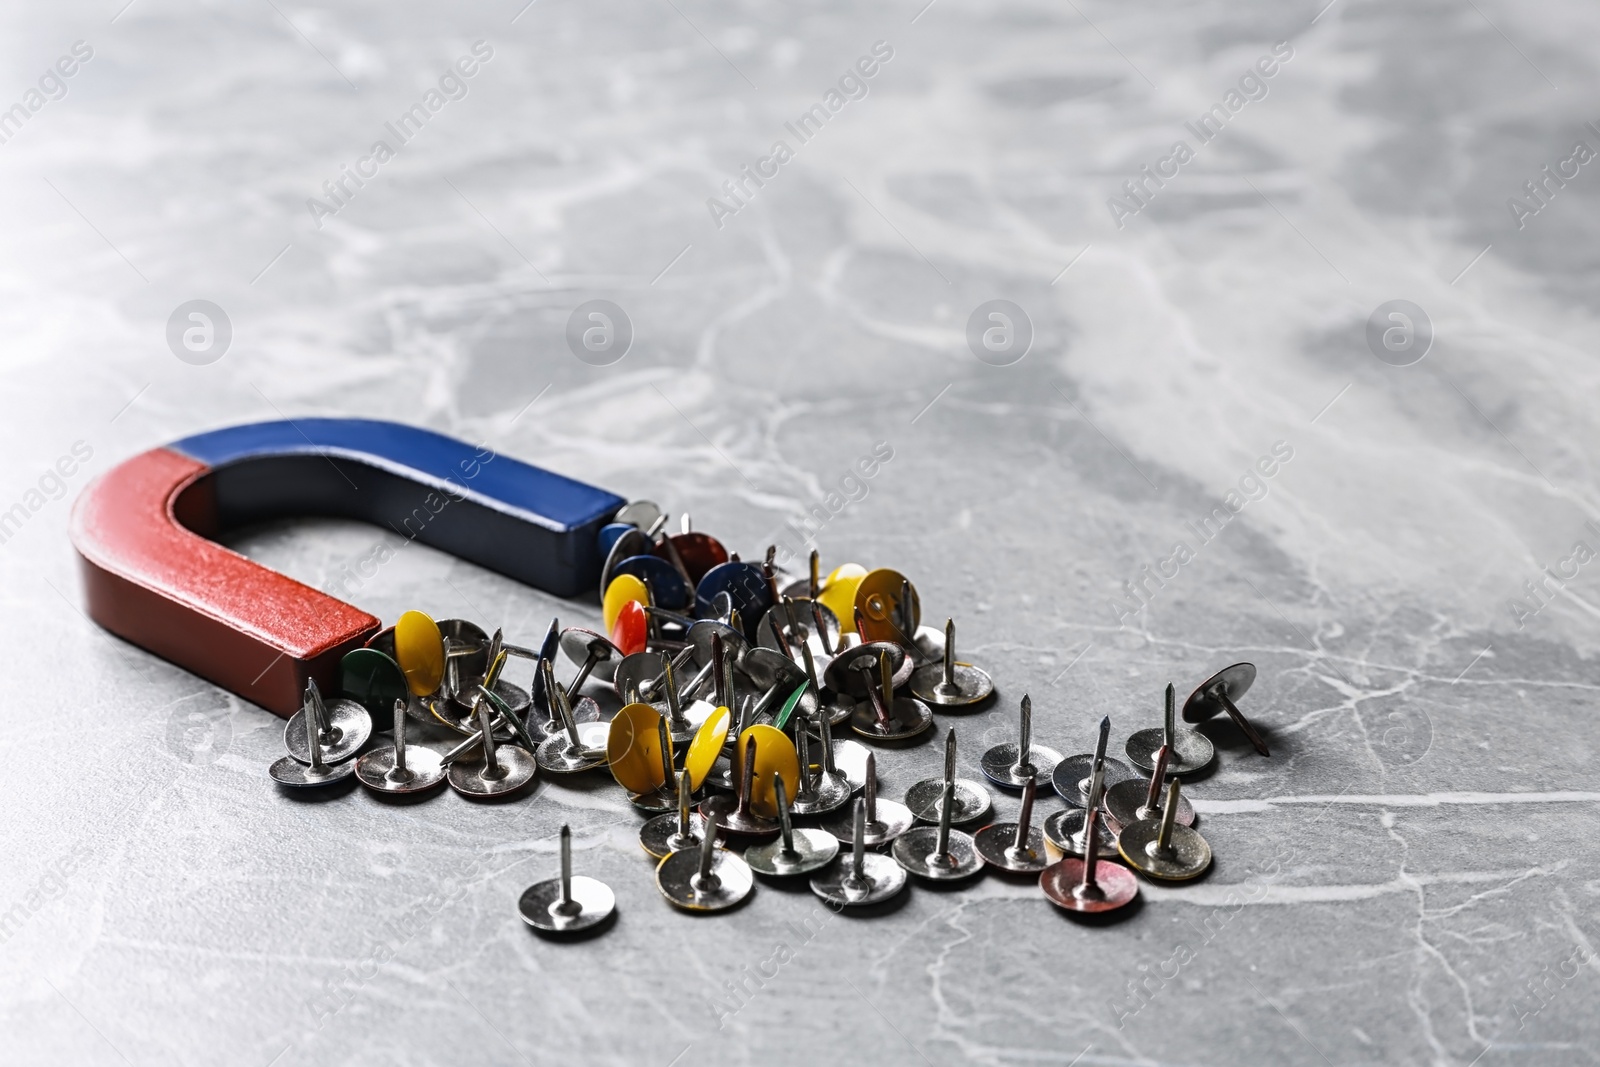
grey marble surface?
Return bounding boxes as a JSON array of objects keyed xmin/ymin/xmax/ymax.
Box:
[{"xmin": 3, "ymin": 0, "xmax": 1599, "ymax": 1064}]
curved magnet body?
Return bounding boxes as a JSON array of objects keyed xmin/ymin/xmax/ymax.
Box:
[{"xmin": 70, "ymin": 418, "xmax": 624, "ymax": 718}]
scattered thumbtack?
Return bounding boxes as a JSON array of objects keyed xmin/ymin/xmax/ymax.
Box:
[
  {"xmin": 1125, "ymin": 684, "xmax": 1214, "ymax": 779},
  {"xmin": 269, "ymin": 691, "xmax": 356, "ymax": 788},
  {"xmin": 356, "ymin": 698, "xmax": 446, "ymax": 795},
  {"xmin": 1103, "ymin": 744, "xmax": 1194, "ymax": 832},
  {"xmin": 284, "ymin": 679, "xmax": 371, "ymax": 765},
  {"xmin": 1039, "ymin": 806, "xmax": 1138, "ymax": 914},
  {"xmin": 1118, "ymin": 779, "xmax": 1212, "ymax": 882},
  {"xmin": 973, "ymin": 777, "xmax": 1049, "ymax": 873},
  {"xmin": 449, "ymin": 697, "xmax": 537, "ymax": 797},
  {"xmin": 700, "ymin": 736, "xmax": 779, "ymax": 838},
  {"xmin": 640, "ymin": 769, "xmax": 706, "ymax": 860},
  {"xmin": 1051, "ymin": 715, "xmax": 1136, "ymax": 808},
  {"xmin": 849, "ymin": 648, "xmax": 933, "ymax": 742},
  {"xmin": 518, "ymin": 825, "xmax": 615, "ymax": 935},
  {"xmin": 892, "ymin": 778, "xmax": 985, "ymax": 881},
  {"xmin": 745, "ymin": 776, "xmax": 840, "ymax": 877},
  {"xmin": 629, "ymin": 718, "xmax": 681, "ymax": 813},
  {"xmin": 909, "ymin": 619, "xmax": 993, "ymax": 707},
  {"xmin": 558, "ymin": 627, "xmax": 621, "ymax": 697},
  {"xmin": 1184, "ymin": 662, "xmax": 1270, "ymax": 756},
  {"xmin": 821, "ymin": 751, "xmax": 912, "ymax": 847},
  {"xmin": 1043, "ymin": 761, "xmax": 1118, "ymax": 859},
  {"xmin": 810, "ymin": 798, "xmax": 908, "ymax": 908},
  {"xmin": 788, "ymin": 716, "xmax": 851, "ymax": 816},
  {"xmin": 981, "ymin": 694, "xmax": 1063, "ymax": 791},
  {"xmin": 905, "ymin": 728, "xmax": 992, "ymax": 826},
  {"xmin": 535, "ymin": 660, "xmax": 609, "ymax": 775},
  {"xmin": 656, "ymin": 810, "xmax": 754, "ymax": 912}
]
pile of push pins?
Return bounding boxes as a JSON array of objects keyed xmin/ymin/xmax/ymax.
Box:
[{"xmin": 266, "ymin": 502, "xmax": 1274, "ymax": 932}]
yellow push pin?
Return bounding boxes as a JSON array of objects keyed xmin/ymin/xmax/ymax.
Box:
[
  {"xmin": 683, "ymin": 704, "xmax": 731, "ymax": 790},
  {"xmin": 607, "ymin": 701, "xmax": 670, "ymax": 804},
  {"xmin": 394, "ymin": 609, "xmax": 445, "ymax": 697},
  {"xmin": 853, "ymin": 568, "xmax": 920, "ymax": 645},
  {"xmin": 730, "ymin": 725, "xmax": 800, "ymax": 820},
  {"xmin": 602, "ymin": 572, "xmax": 650, "ymax": 634},
  {"xmin": 817, "ymin": 563, "xmax": 867, "ymax": 637}
]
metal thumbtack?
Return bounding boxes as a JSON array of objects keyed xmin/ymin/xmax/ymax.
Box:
[
  {"xmin": 802, "ymin": 642, "xmax": 851, "ymax": 727},
  {"xmin": 518, "ymin": 825, "xmax": 615, "ymax": 934},
  {"xmin": 1118, "ymin": 779, "xmax": 1212, "ymax": 882},
  {"xmin": 640, "ymin": 769, "xmax": 706, "ymax": 860},
  {"xmin": 981, "ymin": 694, "xmax": 1063, "ymax": 791},
  {"xmin": 284, "ymin": 678, "xmax": 371, "ymax": 764},
  {"xmin": 1184, "ymin": 662, "xmax": 1269, "ymax": 756},
  {"xmin": 656, "ymin": 809, "xmax": 754, "ymax": 912},
  {"xmin": 905, "ymin": 728, "xmax": 993, "ymax": 826},
  {"xmin": 973, "ymin": 777, "xmax": 1049, "ymax": 873},
  {"xmin": 1103, "ymin": 744, "xmax": 1194, "ymax": 832},
  {"xmin": 1039, "ymin": 806, "xmax": 1138, "ymax": 914},
  {"xmin": 1051, "ymin": 715, "xmax": 1136, "ymax": 808},
  {"xmin": 558, "ymin": 626, "xmax": 620, "ymax": 697},
  {"xmin": 788, "ymin": 719, "xmax": 850, "ymax": 816},
  {"xmin": 269, "ymin": 690, "xmax": 356, "ymax": 788},
  {"xmin": 849, "ymin": 648, "xmax": 933, "ymax": 742},
  {"xmin": 810, "ymin": 798, "xmax": 908, "ymax": 907},
  {"xmin": 745, "ymin": 776, "xmax": 840, "ymax": 877},
  {"xmin": 822, "ymin": 752, "xmax": 912, "ymax": 847},
  {"xmin": 909, "ymin": 619, "xmax": 993, "ymax": 707},
  {"xmin": 629, "ymin": 717, "xmax": 681, "ymax": 813},
  {"xmin": 702, "ymin": 736, "xmax": 779, "ymax": 838},
  {"xmin": 449, "ymin": 696, "xmax": 537, "ymax": 797},
  {"xmin": 357, "ymin": 698, "xmax": 446, "ymax": 794},
  {"xmin": 659, "ymin": 655, "xmax": 707, "ymax": 744},
  {"xmin": 1125, "ymin": 683, "xmax": 1214, "ymax": 779},
  {"xmin": 892, "ymin": 778, "xmax": 985, "ymax": 881},
  {"xmin": 535, "ymin": 660, "xmax": 608, "ymax": 775},
  {"xmin": 1043, "ymin": 760, "xmax": 1118, "ymax": 858}
]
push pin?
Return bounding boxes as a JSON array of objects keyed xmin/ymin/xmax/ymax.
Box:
[
  {"xmin": 1184, "ymin": 662, "xmax": 1270, "ymax": 756},
  {"xmin": 822, "ymin": 752, "xmax": 911, "ymax": 847},
  {"xmin": 700, "ymin": 736, "xmax": 779, "ymax": 838},
  {"xmin": 269, "ymin": 691, "xmax": 356, "ymax": 788},
  {"xmin": 656, "ymin": 810, "xmax": 753, "ymax": 913},
  {"xmin": 810, "ymin": 798, "xmax": 908, "ymax": 907},
  {"xmin": 1118, "ymin": 779, "xmax": 1212, "ymax": 882},
  {"xmin": 1103, "ymin": 744, "xmax": 1194, "ymax": 832},
  {"xmin": 854, "ymin": 568, "xmax": 919, "ymax": 645},
  {"xmin": 745, "ymin": 776, "xmax": 840, "ymax": 877},
  {"xmin": 892, "ymin": 778, "xmax": 985, "ymax": 881},
  {"xmin": 1126, "ymin": 683, "xmax": 1214, "ymax": 779},
  {"xmin": 284, "ymin": 679, "xmax": 371, "ymax": 764},
  {"xmin": 535, "ymin": 661, "xmax": 608, "ymax": 775},
  {"xmin": 973, "ymin": 778, "xmax": 1049, "ymax": 873},
  {"xmin": 909, "ymin": 619, "xmax": 993, "ymax": 707},
  {"xmin": 1042, "ymin": 761, "xmax": 1117, "ymax": 859},
  {"xmin": 394, "ymin": 609, "xmax": 446, "ymax": 698},
  {"xmin": 656, "ymin": 656, "xmax": 705, "ymax": 745},
  {"xmin": 849, "ymin": 649, "xmax": 933, "ymax": 742},
  {"xmin": 1051, "ymin": 715, "xmax": 1136, "ymax": 808},
  {"xmin": 906, "ymin": 728, "xmax": 992, "ymax": 826},
  {"xmin": 980, "ymin": 694, "xmax": 1062, "ymax": 791},
  {"xmin": 788, "ymin": 717, "xmax": 851, "ymax": 816},
  {"xmin": 558, "ymin": 627, "xmax": 621, "ymax": 697},
  {"xmin": 640, "ymin": 769, "xmax": 706, "ymax": 860},
  {"xmin": 449, "ymin": 698, "xmax": 537, "ymax": 797},
  {"xmin": 1039, "ymin": 806, "xmax": 1138, "ymax": 914},
  {"xmin": 518, "ymin": 825, "xmax": 615, "ymax": 935},
  {"xmin": 627, "ymin": 718, "xmax": 681, "ymax": 813},
  {"xmin": 801, "ymin": 643, "xmax": 851, "ymax": 728},
  {"xmin": 356, "ymin": 698, "xmax": 446, "ymax": 795}
]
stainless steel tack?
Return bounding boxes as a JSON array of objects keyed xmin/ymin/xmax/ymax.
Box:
[
  {"xmin": 1103, "ymin": 744, "xmax": 1194, "ymax": 832},
  {"xmin": 1126, "ymin": 683, "xmax": 1214, "ymax": 779},
  {"xmin": 518, "ymin": 825, "xmax": 615, "ymax": 934},
  {"xmin": 849, "ymin": 649, "xmax": 933, "ymax": 742},
  {"xmin": 905, "ymin": 728, "xmax": 992, "ymax": 826},
  {"xmin": 284, "ymin": 679, "xmax": 371, "ymax": 764},
  {"xmin": 558, "ymin": 626, "xmax": 620, "ymax": 697},
  {"xmin": 1039, "ymin": 806, "xmax": 1138, "ymax": 914},
  {"xmin": 1042, "ymin": 761, "xmax": 1119, "ymax": 859},
  {"xmin": 973, "ymin": 777, "xmax": 1049, "ymax": 873},
  {"xmin": 810, "ymin": 798, "xmax": 908, "ymax": 907},
  {"xmin": 1051, "ymin": 715, "xmax": 1136, "ymax": 808},
  {"xmin": 909, "ymin": 619, "xmax": 994, "ymax": 707},
  {"xmin": 356, "ymin": 698, "xmax": 446, "ymax": 795},
  {"xmin": 269, "ymin": 690, "xmax": 356, "ymax": 788},
  {"xmin": 535, "ymin": 660, "xmax": 609, "ymax": 775},
  {"xmin": 660, "ymin": 654, "xmax": 711, "ymax": 744},
  {"xmin": 892, "ymin": 778, "xmax": 984, "ymax": 881},
  {"xmin": 1184, "ymin": 662, "xmax": 1270, "ymax": 756},
  {"xmin": 745, "ymin": 776, "xmax": 840, "ymax": 877},
  {"xmin": 640, "ymin": 769, "xmax": 706, "ymax": 860},
  {"xmin": 700, "ymin": 736, "xmax": 779, "ymax": 838},
  {"xmin": 802, "ymin": 642, "xmax": 851, "ymax": 728},
  {"xmin": 656, "ymin": 809, "xmax": 753, "ymax": 912},
  {"xmin": 788, "ymin": 715, "xmax": 851, "ymax": 816},
  {"xmin": 822, "ymin": 751, "xmax": 912, "ymax": 847},
  {"xmin": 1118, "ymin": 778, "xmax": 1212, "ymax": 882},
  {"xmin": 980, "ymin": 694, "xmax": 1063, "ymax": 791},
  {"xmin": 449, "ymin": 697, "xmax": 537, "ymax": 797}
]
